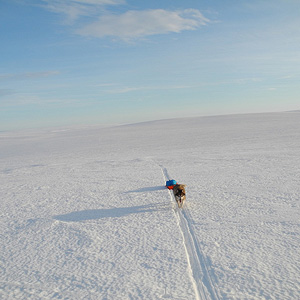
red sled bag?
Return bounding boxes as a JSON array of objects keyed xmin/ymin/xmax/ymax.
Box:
[{"xmin": 166, "ymin": 179, "xmax": 177, "ymax": 190}]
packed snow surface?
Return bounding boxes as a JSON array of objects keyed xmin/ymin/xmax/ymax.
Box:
[{"xmin": 0, "ymin": 112, "xmax": 299, "ymax": 300}]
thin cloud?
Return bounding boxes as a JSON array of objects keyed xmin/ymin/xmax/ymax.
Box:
[
  {"xmin": 40, "ymin": 0, "xmax": 124, "ymax": 24},
  {"xmin": 105, "ymin": 78, "xmax": 268, "ymax": 94},
  {"xmin": 0, "ymin": 93, "xmax": 84, "ymax": 109},
  {"xmin": 77, "ymin": 9, "xmax": 209, "ymax": 40},
  {"xmin": 0, "ymin": 71, "xmax": 60, "ymax": 81},
  {"xmin": 0, "ymin": 89, "xmax": 16, "ymax": 97},
  {"xmin": 36, "ymin": 1, "xmax": 210, "ymax": 39},
  {"xmin": 106, "ymin": 84, "xmax": 194, "ymax": 94}
]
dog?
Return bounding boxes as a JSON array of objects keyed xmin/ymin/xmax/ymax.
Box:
[{"xmin": 173, "ymin": 184, "xmax": 186, "ymax": 208}]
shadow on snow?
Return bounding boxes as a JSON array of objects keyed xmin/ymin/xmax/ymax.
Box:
[
  {"xmin": 53, "ymin": 203, "xmax": 167, "ymax": 222},
  {"xmin": 125, "ymin": 186, "xmax": 166, "ymax": 193}
]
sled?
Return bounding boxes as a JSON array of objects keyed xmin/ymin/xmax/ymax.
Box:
[{"xmin": 166, "ymin": 179, "xmax": 177, "ymax": 190}]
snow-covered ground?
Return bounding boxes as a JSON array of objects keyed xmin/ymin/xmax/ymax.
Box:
[{"xmin": 0, "ymin": 112, "xmax": 299, "ymax": 300}]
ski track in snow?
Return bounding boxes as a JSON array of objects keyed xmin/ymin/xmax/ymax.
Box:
[{"xmin": 159, "ymin": 164, "xmax": 220, "ymax": 300}]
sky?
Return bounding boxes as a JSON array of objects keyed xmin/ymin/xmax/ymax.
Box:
[{"xmin": 1, "ymin": 0, "xmax": 300, "ymax": 131}]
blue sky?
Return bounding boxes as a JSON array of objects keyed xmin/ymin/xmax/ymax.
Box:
[{"xmin": 1, "ymin": 0, "xmax": 300, "ymax": 130}]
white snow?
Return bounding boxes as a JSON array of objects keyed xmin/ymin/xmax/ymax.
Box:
[{"xmin": 0, "ymin": 112, "xmax": 299, "ymax": 300}]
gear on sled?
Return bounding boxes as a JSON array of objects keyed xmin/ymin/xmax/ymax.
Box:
[{"xmin": 165, "ymin": 179, "xmax": 177, "ymax": 190}]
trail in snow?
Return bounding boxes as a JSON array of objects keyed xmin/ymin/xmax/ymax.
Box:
[{"xmin": 159, "ymin": 164, "xmax": 220, "ymax": 300}]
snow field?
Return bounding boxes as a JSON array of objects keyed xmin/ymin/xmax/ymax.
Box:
[
  {"xmin": 1, "ymin": 156, "xmax": 197, "ymax": 299},
  {"xmin": 1, "ymin": 112, "xmax": 300, "ymax": 299}
]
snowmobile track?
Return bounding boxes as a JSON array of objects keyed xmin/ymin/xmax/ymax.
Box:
[{"xmin": 159, "ymin": 165, "xmax": 220, "ymax": 300}]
